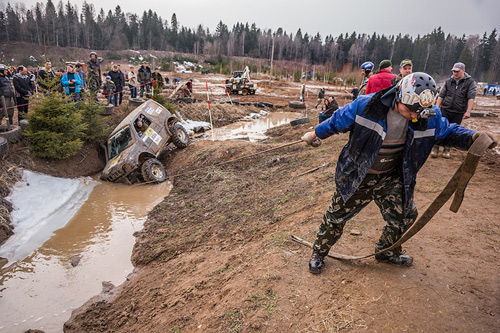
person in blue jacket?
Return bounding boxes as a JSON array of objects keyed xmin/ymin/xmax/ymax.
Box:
[
  {"xmin": 301, "ymin": 72, "xmax": 497, "ymax": 274},
  {"xmin": 61, "ymin": 63, "xmax": 82, "ymax": 103}
]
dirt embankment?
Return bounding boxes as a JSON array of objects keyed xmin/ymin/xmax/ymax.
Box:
[
  {"xmin": 64, "ymin": 117, "xmax": 500, "ymax": 332},
  {"xmin": 0, "ymin": 99, "xmax": 265, "ymax": 245}
]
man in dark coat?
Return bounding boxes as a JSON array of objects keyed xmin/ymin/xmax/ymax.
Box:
[
  {"xmin": 432, "ymin": 62, "xmax": 477, "ymax": 158},
  {"xmin": 13, "ymin": 66, "xmax": 33, "ymax": 122},
  {"xmin": 108, "ymin": 65, "xmax": 124, "ymax": 106},
  {"xmin": 138, "ymin": 61, "xmax": 152, "ymax": 97},
  {"xmin": 0, "ymin": 64, "xmax": 16, "ymax": 125}
]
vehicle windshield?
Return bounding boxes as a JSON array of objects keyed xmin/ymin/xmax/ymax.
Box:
[{"xmin": 107, "ymin": 126, "xmax": 132, "ymax": 160}]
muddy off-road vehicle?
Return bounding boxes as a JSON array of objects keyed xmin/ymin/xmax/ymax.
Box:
[{"xmin": 101, "ymin": 100, "xmax": 189, "ymax": 184}]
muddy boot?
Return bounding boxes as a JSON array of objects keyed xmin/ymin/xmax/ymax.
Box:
[
  {"xmin": 430, "ymin": 146, "xmax": 440, "ymax": 158},
  {"xmin": 375, "ymin": 251, "xmax": 413, "ymax": 267},
  {"xmin": 442, "ymin": 147, "xmax": 451, "ymax": 159},
  {"xmin": 309, "ymin": 251, "xmax": 325, "ymax": 274}
]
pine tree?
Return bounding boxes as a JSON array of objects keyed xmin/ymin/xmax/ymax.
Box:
[{"xmin": 25, "ymin": 91, "xmax": 87, "ymax": 160}]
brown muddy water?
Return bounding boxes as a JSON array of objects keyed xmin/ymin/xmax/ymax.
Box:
[
  {"xmin": 210, "ymin": 111, "xmax": 305, "ymax": 141},
  {"xmin": 0, "ymin": 178, "xmax": 171, "ymax": 332}
]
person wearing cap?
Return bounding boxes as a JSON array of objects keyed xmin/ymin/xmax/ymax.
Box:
[
  {"xmin": 392, "ymin": 59, "xmax": 413, "ymax": 85},
  {"xmin": 152, "ymin": 67, "xmax": 164, "ymax": 89},
  {"xmin": 87, "ymin": 51, "xmax": 102, "ymax": 101},
  {"xmin": 138, "ymin": 61, "xmax": 152, "ymax": 97},
  {"xmin": 365, "ymin": 60, "xmax": 397, "ymax": 94},
  {"xmin": 301, "ymin": 72, "xmax": 497, "ymax": 275},
  {"xmin": 432, "ymin": 62, "xmax": 477, "ymax": 159},
  {"xmin": 102, "ymin": 76, "xmax": 116, "ymax": 105}
]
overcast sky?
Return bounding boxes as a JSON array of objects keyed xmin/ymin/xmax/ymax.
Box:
[{"xmin": 6, "ymin": 0, "xmax": 500, "ymax": 39}]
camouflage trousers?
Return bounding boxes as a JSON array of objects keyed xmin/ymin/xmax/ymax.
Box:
[
  {"xmin": 313, "ymin": 170, "xmax": 417, "ymax": 257},
  {"xmin": 88, "ymin": 78, "xmax": 100, "ymax": 94}
]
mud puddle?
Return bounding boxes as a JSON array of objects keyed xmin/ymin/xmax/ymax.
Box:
[
  {"xmin": 210, "ymin": 111, "xmax": 304, "ymax": 141},
  {"xmin": 0, "ymin": 172, "xmax": 171, "ymax": 332}
]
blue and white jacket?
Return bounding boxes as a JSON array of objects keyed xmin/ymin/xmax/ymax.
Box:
[{"xmin": 315, "ymin": 87, "xmax": 475, "ymax": 216}]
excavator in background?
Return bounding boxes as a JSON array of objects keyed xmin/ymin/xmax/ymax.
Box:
[{"xmin": 224, "ymin": 66, "xmax": 257, "ymax": 95}]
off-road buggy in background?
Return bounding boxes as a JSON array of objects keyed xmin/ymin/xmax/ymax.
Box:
[{"xmin": 101, "ymin": 100, "xmax": 189, "ymax": 184}]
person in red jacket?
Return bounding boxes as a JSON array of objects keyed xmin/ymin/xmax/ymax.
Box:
[{"xmin": 365, "ymin": 60, "xmax": 397, "ymax": 94}]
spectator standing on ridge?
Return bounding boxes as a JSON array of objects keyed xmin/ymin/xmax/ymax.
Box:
[
  {"xmin": 152, "ymin": 68, "xmax": 164, "ymax": 89},
  {"xmin": 0, "ymin": 64, "xmax": 16, "ymax": 125},
  {"xmin": 13, "ymin": 65, "xmax": 33, "ymax": 122},
  {"xmin": 61, "ymin": 63, "xmax": 82, "ymax": 103},
  {"xmin": 37, "ymin": 60, "xmax": 57, "ymax": 94},
  {"xmin": 87, "ymin": 51, "xmax": 102, "ymax": 102},
  {"xmin": 365, "ymin": 60, "xmax": 396, "ymax": 94},
  {"xmin": 128, "ymin": 66, "xmax": 138, "ymax": 99},
  {"xmin": 75, "ymin": 63, "xmax": 87, "ymax": 93},
  {"xmin": 103, "ymin": 76, "xmax": 116, "ymax": 105},
  {"xmin": 392, "ymin": 59, "xmax": 413, "ymax": 85},
  {"xmin": 300, "ymin": 83, "xmax": 306, "ymax": 102},
  {"xmin": 186, "ymin": 79, "xmax": 193, "ymax": 93},
  {"xmin": 117, "ymin": 64, "xmax": 126, "ymax": 105},
  {"xmin": 359, "ymin": 61, "xmax": 374, "ymax": 95},
  {"xmin": 432, "ymin": 62, "xmax": 477, "ymax": 159},
  {"xmin": 138, "ymin": 61, "xmax": 152, "ymax": 97},
  {"xmin": 108, "ymin": 64, "xmax": 124, "ymax": 107},
  {"xmin": 315, "ymin": 87, "xmax": 326, "ymax": 109}
]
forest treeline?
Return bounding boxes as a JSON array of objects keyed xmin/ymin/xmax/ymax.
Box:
[{"xmin": 1, "ymin": 0, "xmax": 499, "ymax": 82}]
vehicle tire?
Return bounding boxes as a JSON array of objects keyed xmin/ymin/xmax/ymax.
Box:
[
  {"xmin": 470, "ymin": 112, "xmax": 485, "ymax": 117},
  {"xmin": 290, "ymin": 118, "xmax": 310, "ymax": 126},
  {"xmin": 0, "ymin": 137, "xmax": 8, "ymax": 159},
  {"xmin": 100, "ymin": 104, "xmax": 114, "ymax": 116},
  {"xmin": 0, "ymin": 125, "xmax": 22, "ymax": 143},
  {"xmin": 19, "ymin": 119, "xmax": 29, "ymax": 131},
  {"xmin": 288, "ymin": 101, "xmax": 306, "ymax": 109},
  {"xmin": 129, "ymin": 97, "xmax": 146, "ymax": 109},
  {"xmin": 261, "ymin": 102, "xmax": 274, "ymax": 108},
  {"xmin": 141, "ymin": 158, "xmax": 167, "ymax": 183},
  {"xmin": 171, "ymin": 123, "xmax": 189, "ymax": 149},
  {"xmin": 241, "ymin": 88, "xmax": 249, "ymax": 96}
]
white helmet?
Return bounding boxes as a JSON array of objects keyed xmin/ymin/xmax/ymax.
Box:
[{"xmin": 397, "ymin": 72, "xmax": 437, "ymax": 113}]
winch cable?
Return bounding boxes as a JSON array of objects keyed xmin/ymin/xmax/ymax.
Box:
[
  {"xmin": 130, "ymin": 139, "xmax": 305, "ymax": 185},
  {"xmin": 291, "ymin": 133, "xmax": 495, "ymax": 261},
  {"xmin": 169, "ymin": 139, "xmax": 303, "ymax": 178}
]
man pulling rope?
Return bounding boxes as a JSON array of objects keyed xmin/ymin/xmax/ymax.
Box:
[{"xmin": 300, "ymin": 72, "xmax": 498, "ymax": 274}]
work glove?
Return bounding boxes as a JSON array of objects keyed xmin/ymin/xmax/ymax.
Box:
[
  {"xmin": 472, "ymin": 132, "xmax": 498, "ymax": 149},
  {"xmin": 301, "ymin": 131, "xmax": 322, "ymax": 147}
]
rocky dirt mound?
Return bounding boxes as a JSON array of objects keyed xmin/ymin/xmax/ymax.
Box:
[{"xmin": 64, "ymin": 119, "xmax": 500, "ymax": 332}]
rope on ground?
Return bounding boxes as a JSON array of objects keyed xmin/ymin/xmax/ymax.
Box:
[{"xmin": 291, "ymin": 133, "xmax": 495, "ymax": 260}]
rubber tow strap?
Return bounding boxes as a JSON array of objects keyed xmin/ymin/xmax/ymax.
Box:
[{"xmin": 291, "ymin": 133, "xmax": 494, "ymax": 260}]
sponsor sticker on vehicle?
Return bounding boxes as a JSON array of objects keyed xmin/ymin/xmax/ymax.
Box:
[
  {"xmin": 144, "ymin": 127, "xmax": 162, "ymax": 145},
  {"xmin": 155, "ymin": 107, "xmax": 162, "ymax": 114}
]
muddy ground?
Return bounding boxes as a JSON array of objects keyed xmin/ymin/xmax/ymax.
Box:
[{"xmin": 1, "ymin": 74, "xmax": 500, "ymax": 332}]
